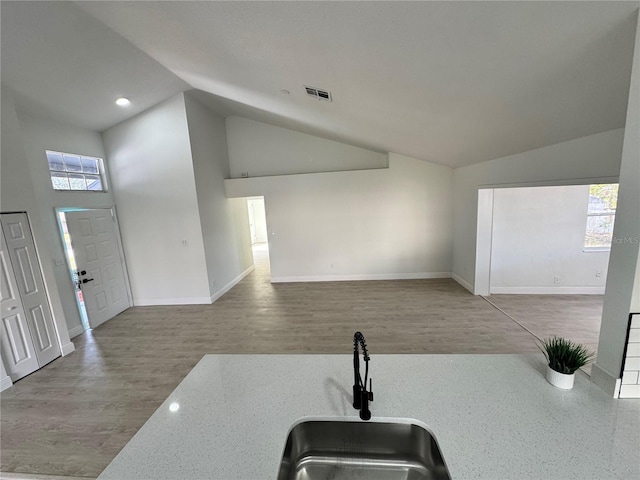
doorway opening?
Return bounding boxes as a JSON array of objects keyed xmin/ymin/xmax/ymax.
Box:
[
  {"xmin": 247, "ymin": 197, "xmax": 268, "ymax": 246},
  {"xmin": 475, "ymin": 183, "xmax": 619, "ymax": 374},
  {"xmin": 57, "ymin": 209, "xmax": 90, "ymax": 331},
  {"xmin": 246, "ymin": 197, "xmax": 270, "ymax": 277}
]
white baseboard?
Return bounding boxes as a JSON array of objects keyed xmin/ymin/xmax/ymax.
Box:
[
  {"xmin": 0, "ymin": 375, "xmax": 13, "ymax": 392},
  {"xmin": 210, "ymin": 264, "xmax": 255, "ymax": 303},
  {"xmin": 490, "ymin": 286, "xmax": 606, "ymax": 295},
  {"xmin": 591, "ymin": 363, "xmax": 620, "ymax": 397},
  {"xmin": 67, "ymin": 325, "xmax": 85, "ymax": 338},
  {"xmin": 132, "ymin": 265, "xmax": 256, "ymax": 306},
  {"xmin": 61, "ymin": 341, "xmax": 75, "ymax": 356},
  {"xmin": 271, "ymin": 272, "xmax": 451, "ymax": 283},
  {"xmin": 452, "ymin": 273, "xmax": 473, "ymax": 293},
  {"xmin": 134, "ymin": 296, "xmax": 214, "ymax": 306}
]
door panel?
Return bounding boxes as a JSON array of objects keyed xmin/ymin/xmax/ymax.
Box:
[
  {"xmin": 66, "ymin": 209, "xmax": 130, "ymax": 328},
  {"xmin": 3, "ymin": 314, "xmax": 34, "ymax": 365},
  {"xmin": 29, "ymin": 305, "xmax": 53, "ymax": 350},
  {"xmin": 1, "ymin": 214, "xmax": 61, "ymax": 367},
  {"xmin": 0, "ymin": 226, "xmax": 39, "ymax": 381},
  {"xmin": 15, "ymin": 246, "xmax": 38, "ymax": 294}
]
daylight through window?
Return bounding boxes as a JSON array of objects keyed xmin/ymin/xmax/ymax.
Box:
[
  {"xmin": 46, "ymin": 150, "xmax": 105, "ymax": 191},
  {"xmin": 584, "ymin": 184, "xmax": 618, "ymax": 250}
]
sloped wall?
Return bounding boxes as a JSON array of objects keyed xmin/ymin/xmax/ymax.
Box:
[{"xmin": 225, "ymin": 116, "xmax": 454, "ymax": 282}]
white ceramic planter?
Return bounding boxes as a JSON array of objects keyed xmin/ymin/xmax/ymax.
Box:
[{"xmin": 546, "ymin": 365, "xmax": 575, "ymax": 390}]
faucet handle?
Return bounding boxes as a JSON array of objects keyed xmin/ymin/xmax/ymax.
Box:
[{"xmin": 353, "ymin": 384, "xmax": 362, "ymax": 409}]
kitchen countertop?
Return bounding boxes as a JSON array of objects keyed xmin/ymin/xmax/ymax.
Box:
[{"xmin": 98, "ymin": 354, "xmax": 640, "ymax": 480}]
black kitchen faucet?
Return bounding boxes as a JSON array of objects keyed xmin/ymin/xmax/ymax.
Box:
[{"xmin": 352, "ymin": 331, "xmax": 373, "ymax": 421}]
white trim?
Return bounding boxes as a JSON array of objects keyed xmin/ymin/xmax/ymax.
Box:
[
  {"xmin": 271, "ymin": 272, "xmax": 451, "ymax": 283},
  {"xmin": 590, "ymin": 363, "xmax": 620, "ymax": 397},
  {"xmin": 134, "ymin": 297, "xmax": 214, "ymax": 306},
  {"xmin": 133, "ymin": 265, "xmax": 256, "ymax": 306},
  {"xmin": 0, "ymin": 375, "xmax": 13, "ymax": 392},
  {"xmin": 109, "ymin": 206, "xmax": 135, "ymax": 307},
  {"xmin": 61, "ymin": 341, "xmax": 75, "ymax": 356},
  {"xmin": 478, "ymin": 175, "xmax": 620, "ymax": 190},
  {"xmin": 452, "ymin": 273, "xmax": 474, "ymax": 293},
  {"xmin": 210, "ymin": 265, "xmax": 255, "ymax": 303},
  {"xmin": 67, "ymin": 325, "xmax": 85, "ymax": 338},
  {"xmin": 490, "ymin": 286, "xmax": 606, "ymax": 295},
  {"xmin": 474, "ymin": 188, "xmax": 494, "ymax": 296}
]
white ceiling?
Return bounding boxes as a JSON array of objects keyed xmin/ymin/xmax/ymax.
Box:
[
  {"xmin": 2, "ymin": 2, "xmax": 638, "ymax": 168},
  {"xmin": 0, "ymin": 1, "xmax": 189, "ymax": 132}
]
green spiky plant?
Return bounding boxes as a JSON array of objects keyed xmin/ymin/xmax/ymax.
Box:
[{"xmin": 539, "ymin": 336, "xmax": 595, "ymax": 375}]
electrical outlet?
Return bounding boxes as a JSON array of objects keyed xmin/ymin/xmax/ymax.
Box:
[
  {"xmin": 596, "ymin": 270, "xmax": 602, "ymax": 277},
  {"xmin": 553, "ymin": 276, "xmax": 560, "ymax": 284},
  {"xmin": 181, "ymin": 239, "xmax": 188, "ymax": 246}
]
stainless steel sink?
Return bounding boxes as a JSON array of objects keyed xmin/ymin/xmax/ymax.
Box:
[{"xmin": 277, "ymin": 419, "xmax": 451, "ymax": 480}]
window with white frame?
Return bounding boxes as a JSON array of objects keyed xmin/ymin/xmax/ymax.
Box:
[
  {"xmin": 46, "ymin": 150, "xmax": 106, "ymax": 192},
  {"xmin": 584, "ymin": 183, "xmax": 618, "ymax": 250}
]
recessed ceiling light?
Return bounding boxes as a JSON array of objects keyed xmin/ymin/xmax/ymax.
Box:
[
  {"xmin": 115, "ymin": 97, "xmax": 130, "ymax": 107},
  {"xmin": 280, "ymin": 89, "xmax": 290, "ymax": 95},
  {"xmin": 169, "ymin": 402, "xmax": 180, "ymax": 412}
]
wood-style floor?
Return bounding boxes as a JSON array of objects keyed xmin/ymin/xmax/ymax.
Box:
[{"xmin": 0, "ymin": 245, "xmax": 603, "ymax": 478}]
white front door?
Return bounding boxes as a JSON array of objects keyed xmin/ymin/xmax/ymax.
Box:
[
  {"xmin": 0, "ymin": 227, "xmax": 40, "ymax": 381},
  {"xmin": 1, "ymin": 213, "xmax": 61, "ymax": 370},
  {"xmin": 65, "ymin": 209, "xmax": 130, "ymax": 328}
]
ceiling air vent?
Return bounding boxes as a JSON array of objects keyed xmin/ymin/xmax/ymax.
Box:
[{"xmin": 304, "ymin": 85, "xmax": 332, "ymax": 102}]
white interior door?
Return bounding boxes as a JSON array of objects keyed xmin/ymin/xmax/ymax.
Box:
[
  {"xmin": 1, "ymin": 213, "xmax": 61, "ymax": 369},
  {"xmin": 0, "ymin": 227, "xmax": 40, "ymax": 381},
  {"xmin": 65, "ymin": 209, "xmax": 130, "ymax": 328}
]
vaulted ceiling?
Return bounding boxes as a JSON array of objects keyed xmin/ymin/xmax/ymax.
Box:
[{"xmin": 2, "ymin": 1, "xmax": 638, "ymax": 167}]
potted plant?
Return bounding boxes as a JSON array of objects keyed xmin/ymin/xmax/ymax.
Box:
[{"xmin": 538, "ymin": 336, "xmax": 595, "ymax": 390}]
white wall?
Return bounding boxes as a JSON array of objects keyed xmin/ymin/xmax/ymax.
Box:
[
  {"xmin": 17, "ymin": 113, "xmax": 117, "ymax": 336},
  {"xmin": 632, "ymin": 256, "xmax": 640, "ymax": 313},
  {"xmin": 490, "ymin": 185, "xmax": 610, "ymax": 294},
  {"xmin": 0, "ymin": 353, "xmax": 13, "ymax": 391},
  {"xmin": 0, "ymin": 85, "xmax": 74, "ymax": 355},
  {"xmin": 103, "ymin": 93, "xmax": 211, "ymax": 305},
  {"xmin": 225, "ymin": 116, "xmax": 388, "ymax": 178},
  {"xmin": 183, "ymin": 93, "xmax": 254, "ymax": 300},
  {"xmin": 452, "ymin": 128, "xmax": 624, "ymax": 292},
  {"xmin": 226, "ymin": 151, "xmax": 453, "ymax": 281},
  {"xmin": 593, "ymin": 10, "xmax": 640, "ymax": 396}
]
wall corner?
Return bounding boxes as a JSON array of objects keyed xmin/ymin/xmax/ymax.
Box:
[{"xmin": 590, "ymin": 363, "xmax": 620, "ymax": 397}]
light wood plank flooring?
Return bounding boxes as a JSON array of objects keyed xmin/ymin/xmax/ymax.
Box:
[
  {"xmin": 1, "ymin": 245, "xmax": 603, "ymax": 478},
  {"xmin": 484, "ymin": 294, "xmax": 602, "ymax": 354}
]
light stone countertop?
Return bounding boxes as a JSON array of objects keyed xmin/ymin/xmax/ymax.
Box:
[{"xmin": 98, "ymin": 354, "xmax": 640, "ymax": 480}]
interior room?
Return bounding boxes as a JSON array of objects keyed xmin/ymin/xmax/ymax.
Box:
[{"xmin": 1, "ymin": 2, "xmax": 639, "ymax": 479}]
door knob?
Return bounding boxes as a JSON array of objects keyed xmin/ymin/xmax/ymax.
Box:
[
  {"xmin": 8, "ymin": 306, "xmax": 17, "ymax": 311},
  {"xmin": 81, "ymin": 278, "xmax": 94, "ymax": 284}
]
